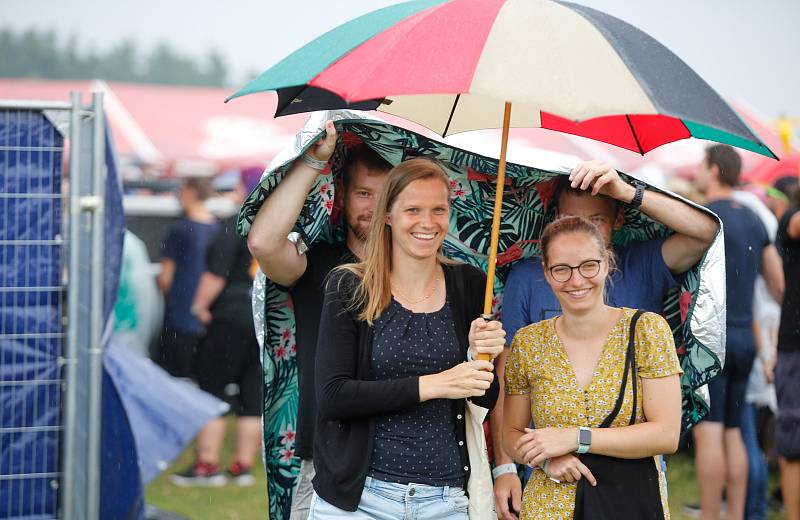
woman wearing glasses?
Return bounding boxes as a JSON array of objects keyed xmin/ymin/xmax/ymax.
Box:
[{"xmin": 502, "ymin": 215, "xmax": 683, "ymax": 519}]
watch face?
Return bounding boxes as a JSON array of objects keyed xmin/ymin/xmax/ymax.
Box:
[{"xmin": 579, "ymin": 429, "xmax": 592, "ymax": 445}]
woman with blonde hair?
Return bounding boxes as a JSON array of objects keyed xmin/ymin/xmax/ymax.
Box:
[
  {"xmin": 504, "ymin": 215, "xmax": 683, "ymax": 519},
  {"xmin": 309, "ymin": 158, "xmax": 506, "ymax": 519}
]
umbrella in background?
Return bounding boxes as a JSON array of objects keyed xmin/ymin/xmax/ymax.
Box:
[{"xmin": 228, "ymin": 0, "xmax": 776, "ymax": 346}]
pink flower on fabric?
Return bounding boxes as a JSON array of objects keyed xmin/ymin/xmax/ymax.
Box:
[
  {"xmin": 341, "ymin": 132, "xmax": 362, "ymax": 149},
  {"xmin": 320, "ymin": 183, "xmax": 331, "ymax": 194},
  {"xmin": 280, "ymin": 424, "xmax": 296, "ymax": 447},
  {"xmin": 324, "ymin": 199, "xmax": 334, "ymax": 211},
  {"xmin": 275, "ymin": 345, "xmax": 289, "ymax": 360},
  {"xmin": 679, "ymin": 290, "xmax": 692, "ymax": 323},
  {"xmin": 280, "ymin": 448, "xmax": 295, "ymax": 463},
  {"xmin": 497, "ymin": 244, "xmax": 523, "ymax": 266},
  {"xmin": 281, "ymin": 329, "xmax": 291, "ymax": 340}
]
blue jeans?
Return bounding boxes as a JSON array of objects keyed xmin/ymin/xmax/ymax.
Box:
[
  {"xmin": 308, "ymin": 477, "xmax": 469, "ymax": 520},
  {"xmin": 742, "ymin": 403, "xmax": 768, "ymax": 520}
]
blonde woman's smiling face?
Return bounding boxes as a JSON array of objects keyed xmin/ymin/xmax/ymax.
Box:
[{"xmin": 387, "ymin": 177, "xmax": 450, "ymax": 261}]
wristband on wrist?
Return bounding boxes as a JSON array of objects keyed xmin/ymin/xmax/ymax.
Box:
[
  {"xmin": 542, "ymin": 458, "xmax": 551, "ymax": 474},
  {"xmin": 628, "ymin": 180, "xmax": 646, "ymax": 209},
  {"xmin": 301, "ymin": 152, "xmax": 329, "ymax": 171},
  {"xmin": 492, "ymin": 463, "xmax": 517, "ymax": 479}
]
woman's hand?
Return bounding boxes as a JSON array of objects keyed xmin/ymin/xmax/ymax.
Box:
[
  {"xmin": 543, "ymin": 454, "xmax": 596, "ymax": 486},
  {"xmin": 515, "ymin": 427, "xmax": 579, "ymax": 468},
  {"xmin": 468, "ymin": 317, "xmax": 506, "ymax": 362},
  {"xmin": 419, "ymin": 361, "xmax": 494, "ymax": 401}
]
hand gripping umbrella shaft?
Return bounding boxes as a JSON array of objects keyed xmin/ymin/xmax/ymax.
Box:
[{"xmin": 478, "ymin": 102, "xmax": 512, "ymax": 362}]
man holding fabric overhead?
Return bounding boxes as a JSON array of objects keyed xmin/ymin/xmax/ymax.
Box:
[{"xmin": 247, "ymin": 121, "xmax": 392, "ymax": 520}]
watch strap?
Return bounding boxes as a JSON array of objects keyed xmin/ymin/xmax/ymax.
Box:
[
  {"xmin": 628, "ymin": 180, "xmax": 646, "ymax": 209},
  {"xmin": 577, "ymin": 426, "xmax": 592, "ymax": 454}
]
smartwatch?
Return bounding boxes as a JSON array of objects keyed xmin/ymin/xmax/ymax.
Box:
[{"xmin": 577, "ymin": 426, "xmax": 592, "ymax": 454}]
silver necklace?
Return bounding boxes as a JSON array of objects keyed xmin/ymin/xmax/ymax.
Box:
[{"xmin": 391, "ymin": 275, "xmax": 442, "ymax": 305}]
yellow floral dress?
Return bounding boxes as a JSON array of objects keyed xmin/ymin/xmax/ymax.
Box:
[{"xmin": 505, "ymin": 308, "xmax": 683, "ymax": 520}]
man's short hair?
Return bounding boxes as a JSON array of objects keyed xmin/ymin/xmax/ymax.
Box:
[
  {"xmin": 552, "ymin": 175, "xmax": 621, "ymax": 213},
  {"xmin": 705, "ymin": 144, "xmax": 742, "ymax": 188},
  {"xmin": 183, "ymin": 176, "xmax": 214, "ymax": 201},
  {"xmin": 343, "ymin": 144, "xmax": 392, "ymax": 186}
]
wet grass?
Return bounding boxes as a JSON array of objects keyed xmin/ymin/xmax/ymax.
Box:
[{"xmin": 145, "ymin": 415, "xmax": 268, "ymax": 520}]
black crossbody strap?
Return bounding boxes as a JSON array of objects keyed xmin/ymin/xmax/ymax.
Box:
[
  {"xmin": 599, "ymin": 310, "xmax": 644, "ymax": 429},
  {"xmin": 627, "ymin": 311, "xmax": 644, "ymax": 426}
]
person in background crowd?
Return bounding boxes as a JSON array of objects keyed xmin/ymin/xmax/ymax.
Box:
[
  {"xmin": 171, "ymin": 169, "xmax": 263, "ymax": 487},
  {"xmin": 246, "ymin": 121, "xmax": 392, "ymax": 519},
  {"xmin": 732, "ymin": 185, "xmax": 781, "ymax": 520},
  {"xmin": 693, "ymin": 145, "xmax": 784, "ymax": 520},
  {"xmin": 775, "ymin": 177, "xmax": 800, "ymax": 520},
  {"xmin": 156, "ymin": 176, "xmax": 218, "ymax": 378}
]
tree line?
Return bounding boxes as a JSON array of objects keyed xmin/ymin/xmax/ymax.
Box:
[{"xmin": 0, "ymin": 28, "xmax": 229, "ymax": 87}]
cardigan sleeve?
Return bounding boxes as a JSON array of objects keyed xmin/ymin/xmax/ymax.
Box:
[{"xmin": 315, "ymin": 270, "xmax": 420, "ymax": 420}]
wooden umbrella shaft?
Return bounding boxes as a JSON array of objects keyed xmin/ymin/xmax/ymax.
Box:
[{"xmin": 478, "ymin": 101, "xmax": 512, "ymax": 362}]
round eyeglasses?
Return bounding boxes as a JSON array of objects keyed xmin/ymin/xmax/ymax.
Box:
[{"xmin": 548, "ymin": 259, "xmax": 602, "ymax": 283}]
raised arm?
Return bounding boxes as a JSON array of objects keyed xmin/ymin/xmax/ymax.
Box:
[
  {"xmin": 247, "ymin": 120, "xmax": 337, "ymax": 287},
  {"xmin": 570, "ymin": 160, "xmax": 720, "ymax": 274}
]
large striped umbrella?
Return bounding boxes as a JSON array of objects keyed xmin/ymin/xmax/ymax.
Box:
[{"xmin": 227, "ymin": 0, "xmax": 776, "ymax": 344}]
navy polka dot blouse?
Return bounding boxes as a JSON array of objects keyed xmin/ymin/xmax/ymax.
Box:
[{"xmin": 368, "ymin": 297, "xmax": 464, "ymax": 488}]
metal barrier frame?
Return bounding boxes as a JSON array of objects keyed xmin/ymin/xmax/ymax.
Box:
[{"xmin": 0, "ymin": 92, "xmax": 106, "ymax": 520}]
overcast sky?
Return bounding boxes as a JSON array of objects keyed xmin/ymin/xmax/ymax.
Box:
[{"xmin": 4, "ymin": 0, "xmax": 799, "ymax": 116}]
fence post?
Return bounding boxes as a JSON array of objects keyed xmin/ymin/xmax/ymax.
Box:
[{"xmin": 61, "ymin": 90, "xmax": 83, "ymax": 520}]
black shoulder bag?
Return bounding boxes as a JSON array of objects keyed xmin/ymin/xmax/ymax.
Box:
[{"xmin": 573, "ymin": 310, "xmax": 665, "ymax": 520}]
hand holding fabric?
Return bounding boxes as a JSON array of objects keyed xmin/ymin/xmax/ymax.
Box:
[
  {"xmin": 569, "ymin": 160, "xmax": 635, "ymax": 202},
  {"xmin": 308, "ymin": 120, "xmax": 338, "ymax": 163}
]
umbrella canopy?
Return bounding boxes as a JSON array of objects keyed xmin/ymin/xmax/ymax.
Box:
[{"xmin": 228, "ymin": 0, "xmax": 776, "ymax": 158}]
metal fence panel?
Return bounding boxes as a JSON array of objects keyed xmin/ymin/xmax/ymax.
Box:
[{"xmin": 0, "ymin": 109, "xmax": 65, "ymax": 519}]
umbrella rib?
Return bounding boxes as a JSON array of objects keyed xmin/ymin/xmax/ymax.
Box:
[
  {"xmin": 442, "ymin": 94, "xmax": 461, "ymax": 136},
  {"xmin": 625, "ymin": 115, "xmax": 644, "ymax": 155}
]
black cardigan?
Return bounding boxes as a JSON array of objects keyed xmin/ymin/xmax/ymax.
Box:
[{"xmin": 312, "ymin": 262, "xmax": 499, "ymax": 511}]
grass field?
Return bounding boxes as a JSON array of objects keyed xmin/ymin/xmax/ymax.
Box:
[{"xmin": 146, "ymin": 418, "xmax": 783, "ymax": 519}]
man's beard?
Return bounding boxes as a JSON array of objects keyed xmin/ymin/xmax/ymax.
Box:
[{"xmin": 349, "ymin": 219, "xmax": 370, "ymax": 242}]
